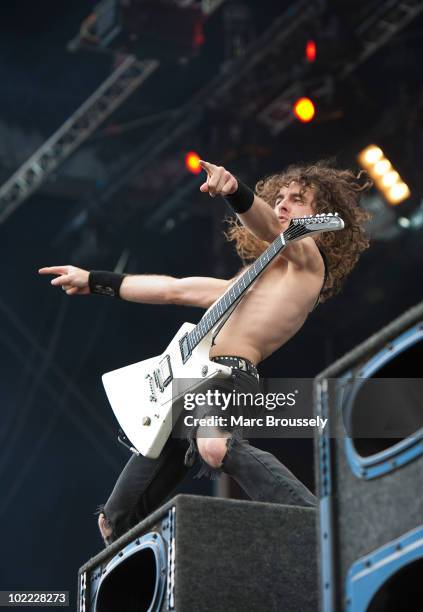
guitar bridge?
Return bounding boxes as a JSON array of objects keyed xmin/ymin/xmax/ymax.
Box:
[
  {"xmin": 179, "ymin": 333, "xmax": 191, "ymax": 364},
  {"xmin": 153, "ymin": 355, "xmax": 173, "ymax": 393}
]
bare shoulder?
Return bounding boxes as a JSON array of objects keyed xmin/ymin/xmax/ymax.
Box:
[
  {"xmin": 281, "ymin": 236, "xmax": 325, "ymax": 273},
  {"xmin": 302, "ymin": 237, "xmax": 325, "ymax": 273}
]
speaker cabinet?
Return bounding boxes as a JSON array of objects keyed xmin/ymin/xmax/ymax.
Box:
[
  {"xmin": 314, "ymin": 302, "xmax": 423, "ymax": 611},
  {"xmin": 78, "ymin": 494, "xmax": 317, "ymax": 611}
]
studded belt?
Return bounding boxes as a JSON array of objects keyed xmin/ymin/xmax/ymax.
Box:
[{"xmin": 211, "ymin": 355, "xmax": 259, "ymax": 379}]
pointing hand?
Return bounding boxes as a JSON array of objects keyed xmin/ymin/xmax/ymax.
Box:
[
  {"xmin": 199, "ymin": 160, "xmax": 238, "ymax": 198},
  {"xmin": 38, "ymin": 265, "xmax": 90, "ymax": 296}
]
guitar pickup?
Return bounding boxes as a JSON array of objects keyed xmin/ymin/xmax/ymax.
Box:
[{"xmin": 144, "ymin": 373, "xmax": 157, "ymax": 402}]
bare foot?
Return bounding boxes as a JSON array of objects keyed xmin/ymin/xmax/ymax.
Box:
[{"xmin": 98, "ymin": 513, "xmax": 113, "ymax": 546}]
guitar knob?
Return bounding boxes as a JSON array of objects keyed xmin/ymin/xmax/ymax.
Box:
[{"xmin": 142, "ymin": 417, "xmax": 152, "ymax": 426}]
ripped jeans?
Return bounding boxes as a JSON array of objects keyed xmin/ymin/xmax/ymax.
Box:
[{"xmin": 97, "ymin": 362, "xmax": 317, "ymax": 545}]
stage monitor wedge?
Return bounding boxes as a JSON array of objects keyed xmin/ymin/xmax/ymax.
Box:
[
  {"xmin": 79, "ymin": 494, "xmax": 318, "ymax": 612},
  {"xmin": 314, "ymin": 301, "xmax": 423, "ymax": 612}
]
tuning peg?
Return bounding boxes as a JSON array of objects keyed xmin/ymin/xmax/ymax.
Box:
[{"xmin": 334, "ymin": 212, "xmax": 339, "ymax": 216}]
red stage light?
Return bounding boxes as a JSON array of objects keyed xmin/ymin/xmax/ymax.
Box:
[
  {"xmin": 305, "ymin": 40, "xmax": 316, "ymax": 63},
  {"xmin": 193, "ymin": 21, "xmax": 205, "ymax": 48},
  {"xmin": 185, "ymin": 151, "xmax": 201, "ymax": 174},
  {"xmin": 293, "ymin": 97, "xmax": 315, "ymax": 123}
]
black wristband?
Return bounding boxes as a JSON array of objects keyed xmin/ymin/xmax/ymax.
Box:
[
  {"xmin": 89, "ymin": 270, "xmax": 125, "ymax": 298},
  {"xmin": 223, "ymin": 179, "xmax": 255, "ymax": 214}
]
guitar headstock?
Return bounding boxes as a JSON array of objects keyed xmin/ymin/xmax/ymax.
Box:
[{"xmin": 285, "ymin": 213, "xmax": 344, "ymax": 241}]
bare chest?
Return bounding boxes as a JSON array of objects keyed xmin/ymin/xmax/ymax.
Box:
[{"xmin": 210, "ymin": 258, "xmax": 323, "ymax": 362}]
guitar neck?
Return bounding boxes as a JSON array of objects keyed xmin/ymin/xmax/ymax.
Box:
[{"xmin": 187, "ymin": 232, "xmax": 287, "ymax": 350}]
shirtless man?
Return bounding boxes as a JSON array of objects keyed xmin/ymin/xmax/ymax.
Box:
[{"xmin": 39, "ymin": 159, "xmax": 371, "ymax": 545}]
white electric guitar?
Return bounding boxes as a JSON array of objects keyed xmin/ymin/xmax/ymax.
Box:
[{"xmin": 102, "ymin": 213, "xmax": 344, "ymax": 458}]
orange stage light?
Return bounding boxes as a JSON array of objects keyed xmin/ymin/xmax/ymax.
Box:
[
  {"xmin": 293, "ymin": 97, "xmax": 315, "ymax": 122},
  {"xmin": 185, "ymin": 151, "xmax": 201, "ymax": 174}
]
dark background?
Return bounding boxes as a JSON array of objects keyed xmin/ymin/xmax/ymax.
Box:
[{"xmin": 0, "ymin": 0, "xmax": 422, "ymax": 605}]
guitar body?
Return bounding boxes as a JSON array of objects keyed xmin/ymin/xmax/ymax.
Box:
[{"xmin": 102, "ymin": 322, "xmax": 232, "ymax": 458}]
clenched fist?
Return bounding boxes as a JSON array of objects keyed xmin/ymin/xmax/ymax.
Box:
[
  {"xmin": 199, "ymin": 160, "xmax": 238, "ymax": 198},
  {"xmin": 38, "ymin": 265, "xmax": 90, "ymax": 296}
]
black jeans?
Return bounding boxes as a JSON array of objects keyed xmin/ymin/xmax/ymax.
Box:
[{"xmin": 99, "ymin": 367, "xmax": 317, "ymax": 544}]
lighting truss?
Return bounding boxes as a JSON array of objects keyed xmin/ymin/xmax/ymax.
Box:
[
  {"xmin": 259, "ymin": 0, "xmax": 423, "ymax": 133},
  {"xmin": 0, "ymin": 55, "xmax": 159, "ymax": 224},
  {"xmin": 341, "ymin": 0, "xmax": 423, "ymax": 77}
]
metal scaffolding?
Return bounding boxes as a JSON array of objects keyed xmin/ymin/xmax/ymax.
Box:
[
  {"xmin": 0, "ymin": 55, "xmax": 159, "ymax": 224},
  {"xmin": 259, "ymin": 0, "xmax": 423, "ymax": 133},
  {"xmin": 341, "ymin": 0, "xmax": 423, "ymax": 77}
]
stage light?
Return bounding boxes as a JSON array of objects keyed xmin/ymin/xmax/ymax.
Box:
[
  {"xmin": 374, "ymin": 159, "xmax": 391, "ymax": 176},
  {"xmin": 305, "ymin": 40, "xmax": 316, "ymax": 63},
  {"xmin": 381, "ymin": 171, "xmax": 399, "ymax": 188},
  {"xmin": 185, "ymin": 151, "xmax": 201, "ymax": 174},
  {"xmin": 358, "ymin": 144, "xmax": 411, "ymax": 205},
  {"xmin": 388, "ymin": 182, "xmax": 410, "ymax": 204},
  {"xmin": 193, "ymin": 21, "xmax": 205, "ymax": 48},
  {"xmin": 398, "ymin": 216, "xmax": 410, "ymax": 228},
  {"xmin": 363, "ymin": 146, "xmax": 383, "ymax": 165},
  {"xmin": 293, "ymin": 97, "xmax": 315, "ymax": 122}
]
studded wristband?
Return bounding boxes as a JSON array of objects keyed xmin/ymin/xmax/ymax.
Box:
[{"xmin": 88, "ymin": 270, "xmax": 125, "ymax": 298}]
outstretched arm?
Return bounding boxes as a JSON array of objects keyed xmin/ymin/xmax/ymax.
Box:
[
  {"xmin": 38, "ymin": 265, "xmax": 234, "ymax": 309},
  {"xmin": 120, "ymin": 274, "xmax": 233, "ymax": 307}
]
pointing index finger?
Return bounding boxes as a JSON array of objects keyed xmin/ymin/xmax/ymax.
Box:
[
  {"xmin": 199, "ymin": 160, "xmax": 214, "ymax": 177},
  {"xmin": 38, "ymin": 266, "xmax": 69, "ymax": 275}
]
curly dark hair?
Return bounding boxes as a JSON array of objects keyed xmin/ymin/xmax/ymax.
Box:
[{"xmin": 225, "ymin": 161, "xmax": 373, "ymax": 302}]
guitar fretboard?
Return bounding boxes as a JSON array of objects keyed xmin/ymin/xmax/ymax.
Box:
[{"xmin": 187, "ymin": 233, "xmax": 286, "ymax": 350}]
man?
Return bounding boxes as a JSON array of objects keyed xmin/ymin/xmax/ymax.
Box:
[{"xmin": 39, "ymin": 159, "xmax": 371, "ymax": 546}]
